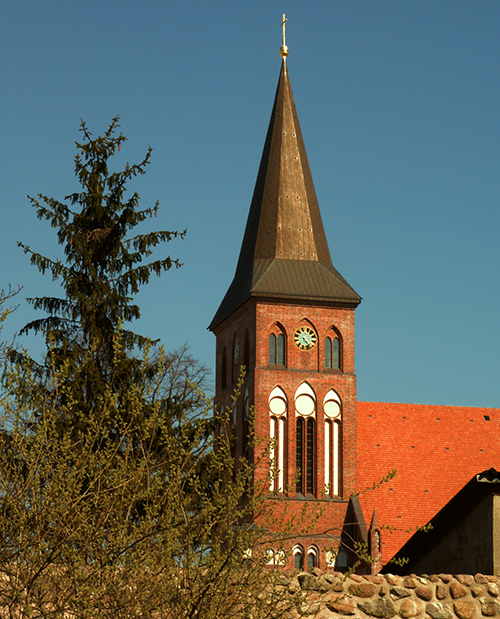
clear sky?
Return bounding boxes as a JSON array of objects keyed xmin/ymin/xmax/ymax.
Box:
[{"xmin": 2, "ymin": 1, "xmax": 500, "ymax": 407}]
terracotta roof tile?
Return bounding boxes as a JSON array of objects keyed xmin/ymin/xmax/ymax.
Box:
[{"xmin": 357, "ymin": 401, "xmax": 500, "ymax": 563}]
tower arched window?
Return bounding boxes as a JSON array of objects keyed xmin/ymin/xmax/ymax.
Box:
[
  {"xmin": 269, "ymin": 386, "xmax": 287, "ymax": 492},
  {"xmin": 229, "ymin": 398, "xmax": 237, "ymax": 464},
  {"xmin": 307, "ymin": 545, "xmax": 319, "ymax": 571},
  {"xmin": 325, "ymin": 551, "xmax": 336, "ymax": 568},
  {"xmin": 293, "ymin": 545, "xmax": 304, "ymax": 570},
  {"xmin": 324, "ymin": 330, "xmax": 341, "ymax": 370},
  {"xmin": 221, "ymin": 346, "xmax": 227, "ymax": 390},
  {"xmin": 336, "ymin": 548, "xmax": 348, "ymax": 572},
  {"xmin": 244, "ymin": 329, "xmax": 250, "ymax": 371},
  {"xmin": 243, "ymin": 387, "xmax": 250, "ymax": 460},
  {"xmin": 231, "ymin": 399, "xmax": 237, "ymax": 426},
  {"xmin": 232, "ymin": 334, "xmax": 239, "ymax": 383},
  {"xmin": 276, "ymin": 333, "xmax": 285, "ymax": 365},
  {"xmin": 306, "ymin": 418, "xmax": 314, "ymax": 493},
  {"xmin": 268, "ymin": 326, "xmax": 286, "ymax": 366},
  {"xmin": 324, "ymin": 389, "xmax": 342, "ymax": 497},
  {"xmin": 269, "ymin": 334, "xmax": 276, "ymax": 365},
  {"xmin": 266, "ymin": 548, "xmax": 285, "ymax": 565},
  {"xmin": 295, "ymin": 383, "xmax": 316, "ymax": 496}
]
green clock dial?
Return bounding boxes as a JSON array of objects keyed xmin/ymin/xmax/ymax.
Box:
[{"xmin": 293, "ymin": 326, "xmax": 317, "ymax": 351}]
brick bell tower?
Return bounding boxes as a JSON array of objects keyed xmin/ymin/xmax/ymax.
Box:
[{"xmin": 209, "ymin": 22, "xmax": 361, "ymax": 571}]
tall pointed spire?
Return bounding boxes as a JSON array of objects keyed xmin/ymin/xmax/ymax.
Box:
[{"xmin": 210, "ymin": 25, "xmax": 360, "ymax": 331}]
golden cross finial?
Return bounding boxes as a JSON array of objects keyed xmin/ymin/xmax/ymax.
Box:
[
  {"xmin": 282, "ymin": 14, "xmax": 287, "ymax": 47},
  {"xmin": 280, "ymin": 14, "xmax": 289, "ymax": 58}
]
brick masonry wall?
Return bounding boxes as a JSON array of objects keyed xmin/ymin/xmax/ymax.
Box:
[
  {"xmin": 277, "ymin": 570, "xmax": 500, "ymax": 618},
  {"xmin": 213, "ymin": 297, "xmax": 359, "ymax": 569},
  {"xmin": 259, "ymin": 497, "xmax": 351, "ymax": 569}
]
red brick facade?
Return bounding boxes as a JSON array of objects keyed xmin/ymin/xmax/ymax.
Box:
[
  {"xmin": 213, "ymin": 296, "xmax": 359, "ymax": 569},
  {"xmin": 210, "ymin": 54, "xmax": 500, "ymax": 573}
]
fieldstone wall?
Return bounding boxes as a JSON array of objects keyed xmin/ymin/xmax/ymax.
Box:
[{"xmin": 280, "ymin": 570, "xmax": 500, "ymax": 619}]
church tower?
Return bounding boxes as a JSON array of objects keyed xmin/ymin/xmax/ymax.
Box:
[{"xmin": 209, "ymin": 22, "xmax": 361, "ymax": 571}]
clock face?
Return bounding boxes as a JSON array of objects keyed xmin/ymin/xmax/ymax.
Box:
[{"xmin": 293, "ymin": 326, "xmax": 317, "ymax": 351}]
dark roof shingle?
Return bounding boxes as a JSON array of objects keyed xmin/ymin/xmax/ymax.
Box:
[{"xmin": 210, "ymin": 59, "xmax": 360, "ymax": 330}]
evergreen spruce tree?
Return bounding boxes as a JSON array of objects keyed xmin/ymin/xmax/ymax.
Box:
[
  {"xmin": 17, "ymin": 117, "xmax": 185, "ymax": 440},
  {"xmin": 0, "ymin": 120, "xmax": 328, "ymax": 618}
]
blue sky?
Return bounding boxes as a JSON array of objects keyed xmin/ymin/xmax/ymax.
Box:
[{"xmin": 2, "ymin": 1, "xmax": 500, "ymax": 407}]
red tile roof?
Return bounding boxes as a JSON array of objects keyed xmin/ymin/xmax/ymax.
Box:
[{"xmin": 356, "ymin": 401, "xmax": 500, "ymax": 564}]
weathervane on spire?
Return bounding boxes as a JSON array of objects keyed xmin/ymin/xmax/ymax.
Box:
[{"xmin": 280, "ymin": 14, "xmax": 289, "ymax": 59}]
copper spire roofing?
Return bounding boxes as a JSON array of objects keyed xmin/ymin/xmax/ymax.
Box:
[{"xmin": 210, "ymin": 58, "xmax": 360, "ymax": 331}]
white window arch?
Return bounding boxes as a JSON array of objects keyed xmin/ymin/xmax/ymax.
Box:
[
  {"xmin": 324, "ymin": 390, "xmax": 342, "ymax": 497},
  {"xmin": 266, "ymin": 548, "xmax": 286, "ymax": 565},
  {"xmin": 269, "ymin": 386, "xmax": 287, "ymax": 416},
  {"xmin": 323, "ymin": 389, "xmax": 341, "ymax": 420},
  {"xmin": 269, "ymin": 387, "xmax": 287, "ymax": 492},
  {"xmin": 295, "ymin": 382, "xmax": 316, "ymax": 418}
]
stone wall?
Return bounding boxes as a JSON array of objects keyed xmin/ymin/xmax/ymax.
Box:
[{"xmin": 280, "ymin": 570, "xmax": 500, "ymax": 619}]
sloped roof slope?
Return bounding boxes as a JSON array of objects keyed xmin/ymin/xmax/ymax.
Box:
[
  {"xmin": 356, "ymin": 401, "xmax": 500, "ymax": 563},
  {"xmin": 210, "ymin": 59, "xmax": 360, "ymax": 331},
  {"xmin": 386, "ymin": 468, "xmax": 500, "ymax": 574}
]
